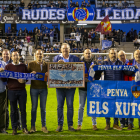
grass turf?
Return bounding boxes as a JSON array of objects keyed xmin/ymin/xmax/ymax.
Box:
[{"xmin": 1, "ymin": 85, "xmax": 140, "ymax": 140}]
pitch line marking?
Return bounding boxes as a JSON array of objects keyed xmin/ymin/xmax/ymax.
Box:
[{"xmin": 1, "ymin": 134, "xmax": 140, "ymax": 137}]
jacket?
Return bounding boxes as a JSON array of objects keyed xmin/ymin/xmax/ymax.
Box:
[{"xmin": 53, "ymin": 54, "xmax": 80, "ymax": 62}]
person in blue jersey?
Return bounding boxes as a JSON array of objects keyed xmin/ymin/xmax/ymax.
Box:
[
  {"xmin": 50, "ymin": 29, "xmax": 54, "ymax": 46},
  {"xmin": 0, "ymin": 60, "xmax": 8, "ymax": 134},
  {"xmin": 91, "ymin": 29, "xmax": 96, "ymax": 46},
  {"xmin": 53, "ymin": 43, "xmax": 80, "ymax": 132},
  {"xmin": 77, "ymin": 49, "xmax": 100, "ymax": 131}
]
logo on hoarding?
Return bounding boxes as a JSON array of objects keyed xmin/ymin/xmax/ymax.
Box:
[{"xmin": 67, "ymin": 7, "xmax": 94, "ymax": 21}]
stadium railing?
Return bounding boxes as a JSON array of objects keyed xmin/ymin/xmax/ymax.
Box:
[{"xmin": 34, "ymin": 53, "xmax": 133, "ymax": 62}]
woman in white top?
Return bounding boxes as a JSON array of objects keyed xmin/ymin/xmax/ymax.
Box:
[{"xmin": 75, "ymin": 33, "xmax": 81, "ymax": 48}]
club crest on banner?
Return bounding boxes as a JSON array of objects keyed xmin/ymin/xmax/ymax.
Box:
[
  {"xmin": 35, "ymin": 74, "xmax": 44, "ymax": 79},
  {"xmin": 131, "ymin": 85, "xmax": 140, "ymax": 98},
  {"xmin": 89, "ymin": 83, "xmax": 105, "ymax": 97},
  {"xmin": 67, "ymin": 7, "xmax": 94, "ymax": 21}
]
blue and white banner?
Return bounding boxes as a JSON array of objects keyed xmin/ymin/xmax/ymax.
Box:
[
  {"xmin": 89, "ymin": 65, "xmax": 138, "ymax": 81},
  {"xmin": 102, "ymin": 40, "xmax": 112, "ymax": 50},
  {"xmin": 87, "ymin": 80, "xmax": 140, "ymax": 118},
  {"xmin": 0, "ymin": 70, "xmax": 47, "ymax": 81}
]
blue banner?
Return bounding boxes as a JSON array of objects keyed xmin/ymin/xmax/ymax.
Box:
[
  {"xmin": 0, "ymin": 70, "xmax": 47, "ymax": 81},
  {"xmin": 87, "ymin": 80, "xmax": 140, "ymax": 118},
  {"xmin": 102, "ymin": 40, "xmax": 112, "ymax": 50}
]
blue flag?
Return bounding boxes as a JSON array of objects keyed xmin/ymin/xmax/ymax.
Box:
[{"xmin": 102, "ymin": 40, "xmax": 112, "ymax": 50}]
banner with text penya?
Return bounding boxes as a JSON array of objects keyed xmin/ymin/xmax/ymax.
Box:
[{"xmin": 87, "ymin": 80, "xmax": 140, "ymax": 118}]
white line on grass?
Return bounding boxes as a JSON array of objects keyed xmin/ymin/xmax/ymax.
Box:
[{"xmin": 2, "ymin": 134, "xmax": 140, "ymax": 137}]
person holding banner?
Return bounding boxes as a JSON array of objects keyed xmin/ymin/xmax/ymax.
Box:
[
  {"xmin": 77, "ymin": 49, "xmax": 99, "ymax": 131},
  {"xmin": 4, "ymin": 51, "xmax": 29, "ymax": 135},
  {"xmin": 126, "ymin": 50, "xmax": 140, "ymax": 130},
  {"xmin": 53, "ymin": 43, "xmax": 80, "ymax": 132},
  {"xmin": 0, "ymin": 60, "xmax": 8, "ymax": 134},
  {"xmin": 2, "ymin": 49, "xmax": 22, "ymax": 130},
  {"xmin": 91, "ymin": 48, "xmax": 134, "ymax": 131},
  {"xmin": 28, "ymin": 49, "xmax": 48, "ymax": 133}
]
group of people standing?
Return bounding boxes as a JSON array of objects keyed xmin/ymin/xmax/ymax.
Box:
[{"xmin": 0, "ymin": 43, "xmax": 140, "ymax": 136}]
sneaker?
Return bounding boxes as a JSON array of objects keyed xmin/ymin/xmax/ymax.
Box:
[
  {"xmin": 68, "ymin": 126, "xmax": 76, "ymax": 132},
  {"xmin": 127, "ymin": 124, "xmax": 133, "ymax": 130},
  {"xmin": 56, "ymin": 125, "xmax": 63, "ymax": 132},
  {"xmin": 30, "ymin": 126, "xmax": 37, "ymax": 133},
  {"xmin": 23, "ymin": 128, "xmax": 29, "ymax": 134},
  {"xmin": 93, "ymin": 125, "xmax": 97, "ymax": 131},
  {"xmin": 76, "ymin": 125, "xmax": 81, "ymax": 131},
  {"xmin": 113, "ymin": 124, "xmax": 122, "ymax": 131},
  {"xmin": 0, "ymin": 128, "xmax": 8, "ymax": 134},
  {"xmin": 12, "ymin": 129, "xmax": 17, "ymax": 135},
  {"xmin": 41, "ymin": 126, "xmax": 48, "ymax": 133},
  {"xmin": 104, "ymin": 124, "xmax": 110, "ymax": 130}
]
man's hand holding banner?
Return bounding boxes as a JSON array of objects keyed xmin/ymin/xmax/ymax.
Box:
[{"xmin": 87, "ymin": 65, "xmax": 140, "ymax": 118}]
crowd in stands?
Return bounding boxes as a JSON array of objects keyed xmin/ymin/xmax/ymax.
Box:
[
  {"xmin": 100, "ymin": 0, "xmax": 135, "ymax": 8},
  {"xmin": 1, "ymin": 0, "xmax": 67, "ymax": 13},
  {"xmin": 70, "ymin": 0, "xmax": 91, "ymax": 8}
]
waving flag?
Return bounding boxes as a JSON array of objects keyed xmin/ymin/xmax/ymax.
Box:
[{"xmin": 95, "ymin": 15, "xmax": 112, "ymax": 35}]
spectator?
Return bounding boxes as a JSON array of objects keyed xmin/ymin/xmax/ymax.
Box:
[
  {"xmin": 1, "ymin": 5, "xmax": 5, "ymax": 11},
  {"xmin": 78, "ymin": 46, "xmax": 83, "ymax": 53},
  {"xmin": 18, "ymin": 28, "xmax": 23, "ymax": 39},
  {"xmin": 75, "ymin": 2, "xmax": 79, "ymax": 7},
  {"xmin": 118, "ymin": 1, "xmax": 123, "ymax": 8},
  {"xmin": 91, "ymin": 29, "xmax": 96, "ymax": 46},
  {"xmin": 102, "ymin": 2, "xmax": 106, "ymax": 7},
  {"xmin": 16, "ymin": 43, "xmax": 22, "ymax": 55},
  {"xmin": 75, "ymin": 33, "xmax": 81, "ymax": 48},
  {"xmin": 105, "ymin": 3, "xmax": 109, "ymax": 7},
  {"xmin": 20, "ymin": 0, "xmax": 25, "ymax": 9},
  {"xmin": 28, "ymin": 2, "xmax": 32, "ymax": 9},
  {"xmin": 9, "ymin": 3, "xmax": 14, "ymax": 15},
  {"xmin": 23, "ymin": 28, "xmax": 28, "ymax": 36},
  {"xmin": 83, "ymin": 29, "xmax": 88, "ymax": 46},
  {"xmin": 28, "ymin": 41, "xmax": 33, "ymax": 56},
  {"xmin": 91, "ymin": 46, "xmax": 94, "ymax": 52},
  {"xmin": 6, "ymin": 27, "xmax": 11, "ymax": 36},
  {"xmin": 70, "ymin": 0, "xmax": 73, "ymax": 8},
  {"xmin": 83, "ymin": 0, "xmax": 87, "ymax": 7},
  {"xmin": 41, "ymin": 42, "xmax": 46, "ymax": 50},
  {"xmin": 11, "ymin": 27, "xmax": 16, "ymax": 37},
  {"xmin": 87, "ymin": 0, "xmax": 91, "ymax": 7},
  {"xmin": 50, "ymin": 29, "xmax": 54, "ymax": 46},
  {"xmin": 0, "ymin": 28, "xmax": 3, "ymax": 37},
  {"xmin": 36, "ymin": 1, "xmax": 40, "ymax": 8},
  {"xmin": 133, "ymin": 38, "xmax": 139, "ymax": 49},
  {"xmin": 43, "ymin": 34, "xmax": 48, "ymax": 43},
  {"xmin": 53, "ymin": 46, "xmax": 59, "ymax": 52},
  {"xmin": 117, "ymin": 30, "xmax": 121, "ymax": 46},
  {"xmin": 123, "ymin": 0, "xmax": 129, "ymax": 8},
  {"xmin": 15, "ymin": 4, "xmax": 19, "ymax": 15},
  {"xmin": 111, "ymin": 38, "xmax": 116, "ymax": 48},
  {"xmin": 122, "ymin": 32, "xmax": 126, "ymax": 42},
  {"xmin": 26, "ymin": 35, "xmax": 31, "ymax": 43},
  {"xmin": 88, "ymin": 30, "xmax": 92, "ymax": 45},
  {"xmin": 73, "ymin": 46, "xmax": 78, "ymax": 53},
  {"xmin": 93, "ymin": 46, "xmax": 99, "ymax": 53}
]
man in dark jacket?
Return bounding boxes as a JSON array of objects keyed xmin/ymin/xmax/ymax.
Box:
[
  {"xmin": 77, "ymin": 49, "xmax": 99, "ymax": 131},
  {"xmin": 53, "ymin": 43, "xmax": 79, "ymax": 132},
  {"xmin": 93, "ymin": 48, "xmax": 134, "ymax": 131},
  {"xmin": 83, "ymin": 29, "xmax": 88, "ymax": 46}
]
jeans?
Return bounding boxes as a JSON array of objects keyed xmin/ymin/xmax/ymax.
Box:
[
  {"xmin": 8, "ymin": 89, "xmax": 27, "ymax": 129},
  {"xmin": 78, "ymin": 90, "xmax": 96, "ymax": 125},
  {"xmin": 0, "ymin": 90, "xmax": 6, "ymax": 129},
  {"xmin": 30, "ymin": 88, "xmax": 47, "ymax": 127},
  {"xmin": 106, "ymin": 118, "xmax": 118, "ymax": 124},
  {"xmin": 50, "ymin": 37, "xmax": 53, "ymax": 46},
  {"xmin": 56, "ymin": 88, "xmax": 75, "ymax": 127}
]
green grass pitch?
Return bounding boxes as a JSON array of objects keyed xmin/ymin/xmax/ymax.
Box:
[{"xmin": 1, "ymin": 85, "xmax": 140, "ymax": 140}]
